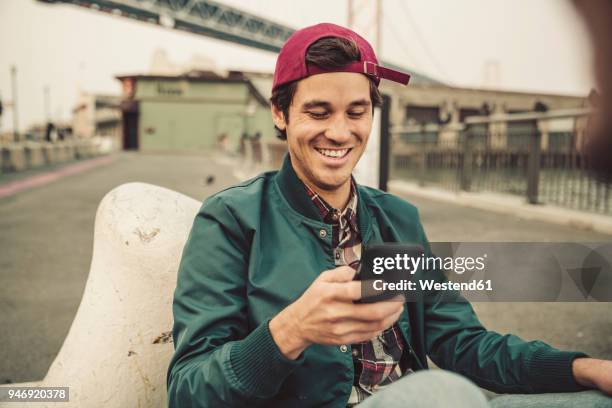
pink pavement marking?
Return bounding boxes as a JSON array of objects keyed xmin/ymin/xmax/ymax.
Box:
[{"xmin": 0, "ymin": 155, "xmax": 117, "ymax": 199}]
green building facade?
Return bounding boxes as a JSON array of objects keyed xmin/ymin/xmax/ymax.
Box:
[{"xmin": 116, "ymin": 72, "xmax": 274, "ymax": 153}]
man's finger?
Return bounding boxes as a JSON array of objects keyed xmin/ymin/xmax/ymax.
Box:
[
  {"xmin": 328, "ymin": 280, "xmax": 362, "ymax": 301},
  {"xmin": 329, "ymin": 297, "xmax": 405, "ymax": 321},
  {"xmin": 318, "ymin": 266, "xmax": 357, "ymax": 283},
  {"xmin": 351, "ymin": 301, "xmax": 404, "ymax": 322}
]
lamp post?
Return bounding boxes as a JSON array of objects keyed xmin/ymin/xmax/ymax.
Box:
[{"xmin": 11, "ymin": 65, "xmax": 19, "ymax": 142}]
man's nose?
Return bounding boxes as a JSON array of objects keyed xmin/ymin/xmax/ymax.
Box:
[{"xmin": 324, "ymin": 116, "xmax": 352, "ymax": 144}]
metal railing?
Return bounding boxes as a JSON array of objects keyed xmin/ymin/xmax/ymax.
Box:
[
  {"xmin": 390, "ymin": 109, "xmax": 612, "ymax": 215},
  {"xmin": 390, "ymin": 123, "xmax": 464, "ymax": 192}
]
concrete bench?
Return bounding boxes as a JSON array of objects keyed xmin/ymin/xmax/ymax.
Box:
[
  {"xmin": 41, "ymin": 143, "xmax": 57, "ymax": 165},
  {"xmin": 24, "ymin": 142, "xmax": 46, "ymax": 168},
  {"xmin": 61, "ymin": 142, "xmax": 76, "ymax": 161},
  {"xmin": 1, "ymin": 145, "xmax": 27, "ymax": 172},
  {"xmin": 11, "ymin": 182, "xmax": 200, "ymax": 407},
  {"xmin": 74, "ymin": 140, "xmax": 98, "ymax": 159},
  {"xmin": 53, "ymin": 144, "xmax": 70, "ymax": 163}
]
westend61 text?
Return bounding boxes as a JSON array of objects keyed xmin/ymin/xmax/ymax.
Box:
[{"xmin": 373, "ymin": 279, "xmax": 493, "ymax": 292}]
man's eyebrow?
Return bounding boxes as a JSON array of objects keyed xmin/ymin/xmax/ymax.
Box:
[
  {"xmin": 348, "ymin": 99, "xmax": 371, "ymax": 108},
  {"xmin": 301, "ymin": 99, "xmax": 371, "ymax": 110},
  {"xmin": 301, "ymin": 100, "xmax": 332, "ymax": 110}
]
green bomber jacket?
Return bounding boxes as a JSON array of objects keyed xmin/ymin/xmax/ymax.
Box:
[{"xmin": 166, "ymin": 153, "xmax": 587, "ymax": 407}]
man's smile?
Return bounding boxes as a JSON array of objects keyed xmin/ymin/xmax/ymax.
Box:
[{"xmin": 314, "ymin": 147, "xmax": 353, "ymax": 160}]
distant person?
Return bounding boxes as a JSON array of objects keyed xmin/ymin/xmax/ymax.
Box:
[
  {"xmin": 45, "ymin": 122, "xmax": 55, "ymax": 142},
  {"xmin": 573, "ymin": 0, "xmax": 612, "ymax": 182},
  {"xmin": 251, "ymin": 131, "xmax": 263, "ymax": 163},
  {"xmin": 216, "ymin": 133, "xmax": 229, "ymax": 153},
  {"xmin": 238, "ymin": 131, "xmax": 248, "ymax": 156},
  {"xmin": 167, "ymin": 23, "xmax": 612, "ymax": 407}
]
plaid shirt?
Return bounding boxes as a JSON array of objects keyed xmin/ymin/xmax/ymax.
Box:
[{"xmin": 302, "ymin": 178, "xmax": 413, "ymax": 406}]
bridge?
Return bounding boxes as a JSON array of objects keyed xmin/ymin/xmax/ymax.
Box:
[
  {"xmin": 38, "ymin": 0, "xmax": 295, "ymax": 53},
  {"xmin": 37, "ymin": 0, "xmax": 444, "ymax": 85}
]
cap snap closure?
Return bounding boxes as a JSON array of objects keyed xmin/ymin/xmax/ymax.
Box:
[
  {"xmin": 339, "ymin": 344, "xmax": 348, "ymax": 353},
  {"xmin": 319, "ymin": 229, "xmax": 327, "ymax": 238}
]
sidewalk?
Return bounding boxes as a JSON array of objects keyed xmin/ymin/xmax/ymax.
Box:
[
  {"xmin": 0, "ymin": 155, "xmax": 118, "ymax": 199},
  {"xmin": 390, "ymin": 180, "xmax": 612, "ymax": 236}
]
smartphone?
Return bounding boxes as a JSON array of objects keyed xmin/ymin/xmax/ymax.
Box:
[{"xmin": 354, "ymin": 243, "xmax": 425, "ymax": 304}]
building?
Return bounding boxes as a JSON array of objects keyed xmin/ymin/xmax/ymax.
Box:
[
  {"xmin": 115, "ymin": 70, "xmax": 272, "ymax": 152},
  {"xmin": 379, "ymin": 68, "xmax": 587, "ymax": 149},
  {"xmin": 115, "ymin": 62, "xmax": 587, "ymax": 153},
  {"xmin": 72, "ymin": 93, "xmax": 122, "ymax": 141}
]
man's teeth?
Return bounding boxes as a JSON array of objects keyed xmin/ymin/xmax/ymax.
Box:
[{"xmin": 316, "ymin": 148, "xmax": 349, "ymax": 158}]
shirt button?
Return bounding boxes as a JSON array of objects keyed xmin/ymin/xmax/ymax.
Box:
[
  {"xmin": 319, "ymin": 229, "xmax": 327, "ymax": 238},
  {"xmin": 339, "ymin": 344, "xmax": 348, "ymax": 353},
  {"xmin": 335, "ymin": 250, "xmax": 341, "ymax": 260}
]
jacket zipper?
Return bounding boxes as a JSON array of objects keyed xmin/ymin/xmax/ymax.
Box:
[
  {"xmin": 405, "ymin": 341, "xmax": 425, "ymax": 370},
  {"xmin": 397, "ymin": 309, "xmax": 426, "ymax": 370}
]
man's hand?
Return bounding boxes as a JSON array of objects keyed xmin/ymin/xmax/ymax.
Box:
[
  {"xmin": 573, "ymin": 357, "xmax": 612, "ymax": 395},
  {"xmin": 269, "ymin": 266, "xmax": 405, "ymax": 360}
]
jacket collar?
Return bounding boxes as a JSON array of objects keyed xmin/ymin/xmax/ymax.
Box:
[
  {"xmin": 275, "ymin": 152, "xmax": 324, "ymax": 222},
  {"xmin": 274, "ymin": 153, "xmax": 373, "ymax": 240}
]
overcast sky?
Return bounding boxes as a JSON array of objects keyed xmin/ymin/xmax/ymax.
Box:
[{"xmin": 0, "ymin": 0, "xmax": 595, "ymax": 132}]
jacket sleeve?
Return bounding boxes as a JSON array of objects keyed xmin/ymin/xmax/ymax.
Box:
[
  {"xmin": 415, "ymin": 214, "xmax": 588, "ymax": 394},
  {"xmin": 166, "ymin": 196, "xmax": 304, "ymax": 407}
]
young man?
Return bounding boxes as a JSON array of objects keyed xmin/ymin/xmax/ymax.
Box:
[{"xmin": 167, "ymin": 23, "xmax": 612, "ymax": 407}]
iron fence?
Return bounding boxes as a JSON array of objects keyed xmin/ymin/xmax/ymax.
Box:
[{"xmin": 390, "ymin": 110, "xmax": 612, "ymax": 215}]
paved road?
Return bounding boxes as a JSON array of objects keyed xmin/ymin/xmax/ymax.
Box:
[
  {"xmin": 0, "ymin": 152, "xmax": 237, "ymax": 384},
  {"xmin": 1, "ymin": 152, "xmax": 611, "ymax": 385}
]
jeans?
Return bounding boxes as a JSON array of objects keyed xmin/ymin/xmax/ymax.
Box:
[{"xmin": 356, "ymin": 370, "xmax": 612, "ymax": 408}]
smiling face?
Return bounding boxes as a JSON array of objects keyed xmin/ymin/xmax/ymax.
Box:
[{"xmin": 272, "ymin": 72, "xmax": 374, "ymax": 195}]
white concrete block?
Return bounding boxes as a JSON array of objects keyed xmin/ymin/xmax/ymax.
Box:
[
  {"xmin": 1, "ymin": 145, "xmax": 27, "ymax": 172},
  {"xmin": 24, "ymin": 142, "xmax": 45, "ymax": 168},
  {"xmin": 11, "ymin": 183, "xmax": 200, "ymax": 407}
]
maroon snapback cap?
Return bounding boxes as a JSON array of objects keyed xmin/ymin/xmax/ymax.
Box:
[{"xmin": 272, "ymin": 22, "xmax": 411, "ymax": 91}]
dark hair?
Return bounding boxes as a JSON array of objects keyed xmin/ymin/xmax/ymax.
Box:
[{"xmin": 270, "ymin": 36, "xmax": 383, "ymax": 140}]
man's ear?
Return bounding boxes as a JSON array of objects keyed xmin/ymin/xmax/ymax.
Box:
[{"xmin": 271, "ymin": 105, "xmax": 287, "ymax": 131}]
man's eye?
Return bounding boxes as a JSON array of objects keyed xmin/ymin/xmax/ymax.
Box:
[
  {"xmin": 308, "ymin": 111, "xmax": 328, "ymax": 119},
  {"xmin": 348, "ymin": 111, "xmax": 366, "ymax": 118}
]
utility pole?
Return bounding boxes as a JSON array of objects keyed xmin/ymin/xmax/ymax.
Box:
[
  {"xmin": 44, "ymin": 85, "xmax": 51, "ymax": 123},
  {"xmin": 348, "ymin": 0, "xmax": 385, "ymax": 190},
  {"xmin": 11, "ymin": 65, "xmax": 20, "ymax": 142},
  {"xmin": 375, "ymin": 0, "xmax": 381, "ymax": 56},
  {"xmin": 0, "ymin": 91, "xmax": 3, "ymax": 132},
  {"xmin": 346, "ymin": 0, "xmax": 381, "ymax": 55}
]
